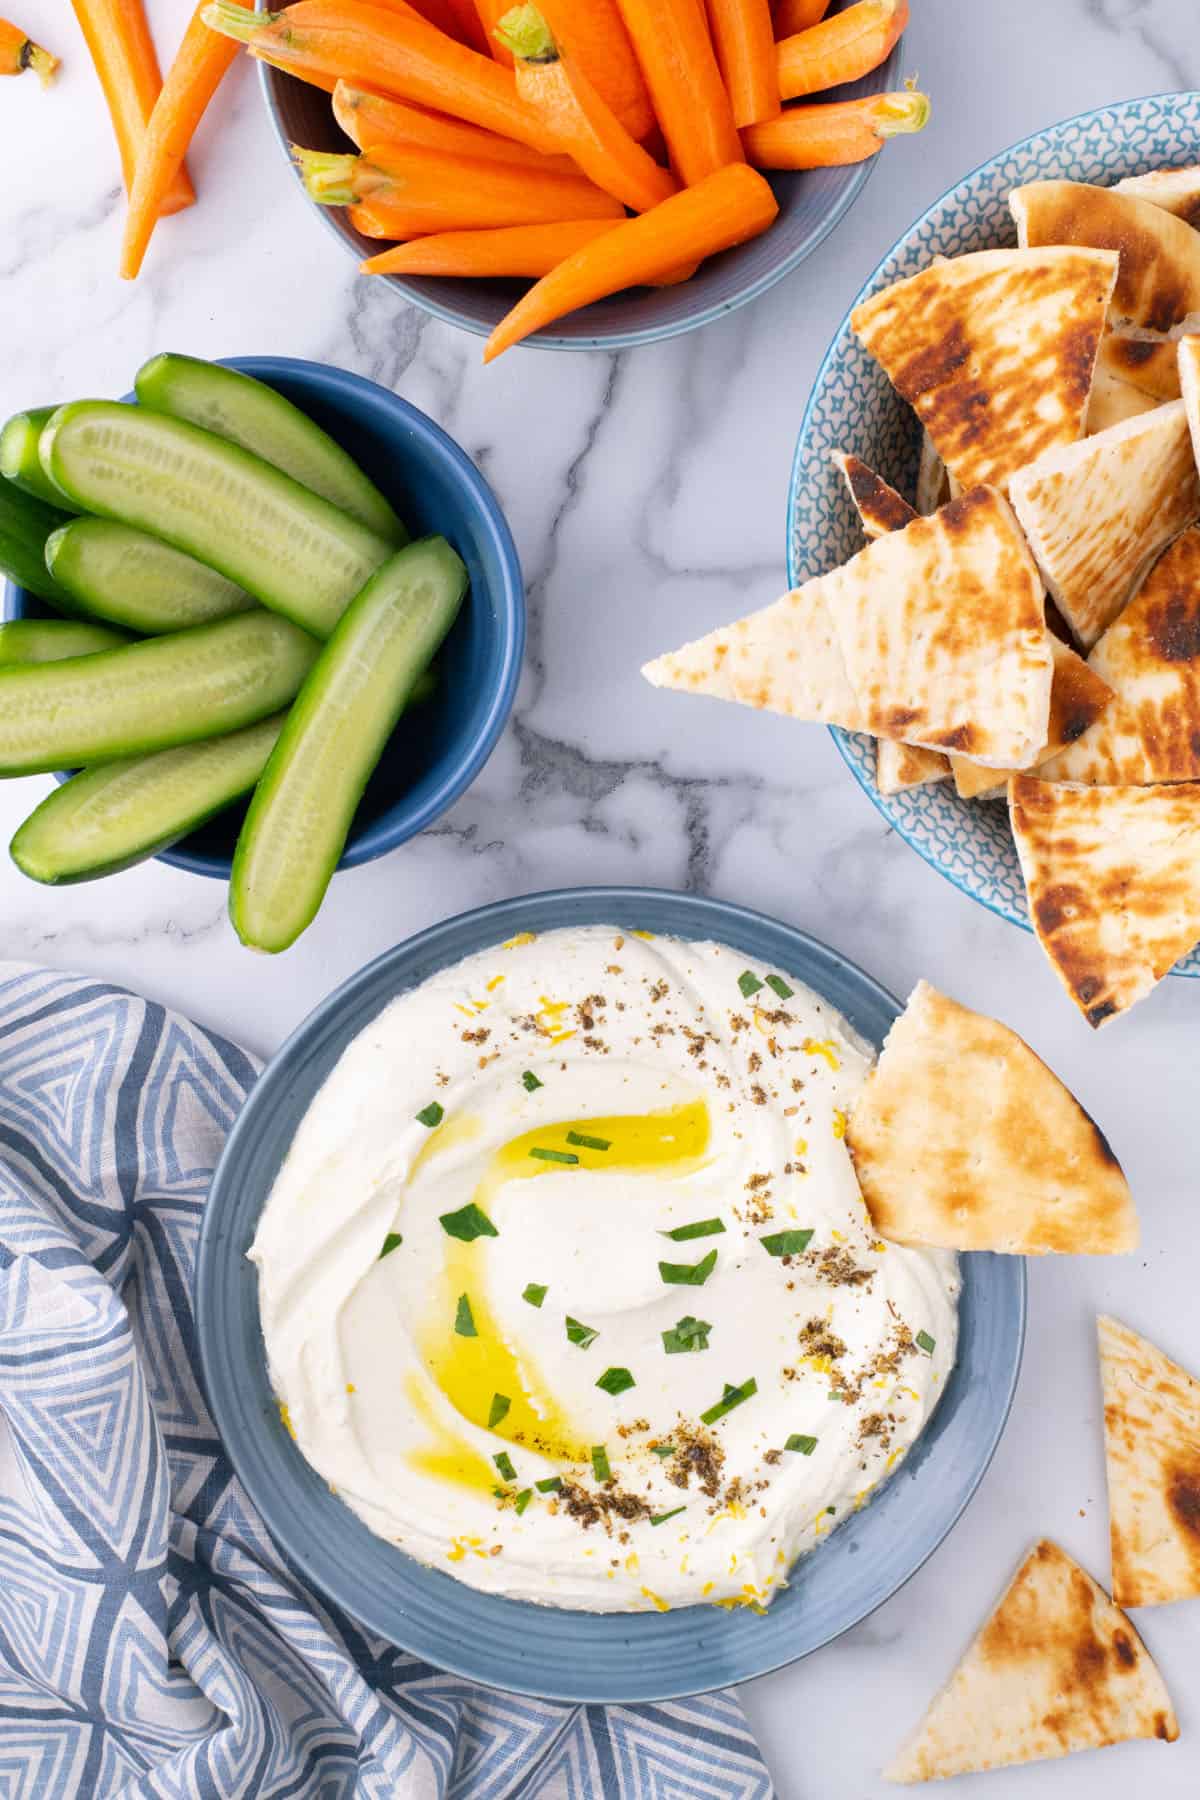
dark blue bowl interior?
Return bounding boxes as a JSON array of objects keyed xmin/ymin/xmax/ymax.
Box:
[{"xmin": 3, "ymin": 356, "xmax": 524, "ymax": 878}]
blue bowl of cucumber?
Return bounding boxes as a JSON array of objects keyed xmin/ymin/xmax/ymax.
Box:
[{"xmin": 0, "ymin": 355, "xmax": 524, "ymax": 951}]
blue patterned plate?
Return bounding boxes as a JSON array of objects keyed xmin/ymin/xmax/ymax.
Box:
[
  {"xmin": 788, "ymin": 91, "xmax": 1200, "ymax": 975},
  {"xmin": 198, "ymin": 888, "xmax": 1025, "ymax": 1702}
]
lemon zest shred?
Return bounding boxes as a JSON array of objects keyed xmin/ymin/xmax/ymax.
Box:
[
  {"xmin": 503, "ymin": 932, "xmax": 536, "ymax": 949},
  {"xmin": 803, "ymin": 1037, "xmax": 841, "ymax": 1071},
  {"xmin": 640, "ymin": 1586, "xmax": 670, "ymax": 1612}
]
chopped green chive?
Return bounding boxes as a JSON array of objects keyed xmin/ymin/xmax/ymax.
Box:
[
  {"xmin": 766, "ymin": 974, "xmax": 794, "ymax": 1000},
  {"xmin": 378, "ymin": 1231, "xmax": 402, "ymax": 1260},
  {"xmin": 827, "ymin": 1505, "xmax": 836, "ymax": 1516},
  {"xmin": 439, "ymin": 1202, "xmax": 498, "ymax": 1242},
  {"xmin": 760, "ymin": 1228, "xmax": 813, "ymax": 1258},
  {"xmin": 651, "ymin": 1442, "xmax": 676, "ymax": 1459},
  {"xmin": 529, "ymin": 1146, "xmax": 579, "ymax": 1165},
  {"xmin": 916, "ymin": 1329, "xmax": 936, "ymax": 1354},
  {"xmin": 661, "ymin": 1217, "xmax": 725, "ymax": 1242},
  {"xmin": 521, "ymin": 1070, "xmax": 543, "ymax": 1092},
  {"xmin": 514, "ymin": 1488, "xmax": 533, "ymax": 1516},
  {"xmin": 488, "ymin": 1393, "xmax": 511, "ymax": 1429},
  {"xmin": 591, "ymin": 1445, "xmax": 611, "ymax": 1482},
  {"xmin": 662, "ymin": 1314, "xmax": 712, "ymax": 1355},
  {"xmin": 493, "ymin": 1450, "xmax": 517, "ymax": 1482},
  {"xmin": 658, "ymin": 1247, "xmax": 718, "ymax": 1287},
  {"xmin": 454, "ymin": 1293, "xmax": 477, "ymax": 1337},
  {"xmin": 535, "ymin": 1476, "xmax": 562, "ymax": 1493},
  {"xmin": 597, "ymin": 1366, "xmax": 635, "ymax": 1396},
  {"xmin": 785, "ymin": 1433, "xmax": 818, "ymax": 1456},
  {"xmin": 566, "ymin": 1130, "xmax": 611, "ymax": 1151},
  {"xmin": 650, "ymin": 1506, "xmax": 686, "ymax": 1527},
  {"xmin": 738, "ymin": 970, "xmax": 764, "ymax": 999},
  {"xmin": 522, "ymin": 1282, "xmax": 548, "ymax": 1307},
  {"xmin": 416, "ymin": 1101, "xmax": 444, "ymax": 1128},
  {"xmin": 701, "ymin": 1378, "xmax": 758, "ymax": 1426},
  {"xmin": 565, "ymin": 1316, "xmax": 598, "ymax": 1350}
]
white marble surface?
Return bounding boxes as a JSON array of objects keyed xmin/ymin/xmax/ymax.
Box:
[{"xmin": 5, "ymin": 0, "xmax": 1200, "ymax": 1792}]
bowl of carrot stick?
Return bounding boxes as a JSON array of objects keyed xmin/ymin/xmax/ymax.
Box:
[{"xmin": 202, "ymin": 0, "xmax": 926, "ymax": 355}]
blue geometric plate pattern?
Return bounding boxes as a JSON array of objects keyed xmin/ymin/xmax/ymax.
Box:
[{"xmin": 787, "ymin": 92, "xmax": 1200, "ymax": 976}]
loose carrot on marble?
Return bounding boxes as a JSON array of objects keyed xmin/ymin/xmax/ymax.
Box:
[
  {"xmin": 0, "ymin": 17, "xmax": 58, "ymax": 81},
  {"xmin": 613, "ymin": 0, "xmax": 744, "ymax": 185},
  {"xmin": 484, "ymin": 162, "xmax": 778, "ymax": 359},
  {"xmin": 538, "ymin": 0, "xmax": 654, "ymax": 141},
  {"xmin": 71, "ymin": 0, "xmax": 194, "ymax": 211},
  {"xmin": 706, "ymin": 0, "xmax": 779, "ymax": 129},
  {"xmin": 772, "ymin": 0, "xmax": 831, "ymax": 37},
  {"xmin": 742, "ymin": 87, "xmax": 928, "ymax": 166},
  {"xmin": 497, "ymin": 6, "xmax": 676, "ymax": 213},
  {"xmin": 331, "ymin": 80, "xmax": 576, "ymax": 172},
  {"xmin": 777, "ymin": 0, "xmax": 907, "ymax": 101},
  {"xmin": 120, "ymin": 6, "xmax": 244, "ymax": 279},
  {"xmin": 203, "ymin": 0, "xmax": 561, "ymax": 153},
  {"xmin": 360, "ymin": 218, "xmax": 619, "ymax": 275}
]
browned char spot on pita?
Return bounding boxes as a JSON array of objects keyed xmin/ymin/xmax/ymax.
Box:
[{"xmin": 841, "ymin": 456, "xmax": 916, "ymax": 533}]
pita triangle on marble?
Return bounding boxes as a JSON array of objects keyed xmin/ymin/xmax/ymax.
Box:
[{"xmin": 1099, "ymin": 1314, "xmax": 1200, "ymax": 1609}]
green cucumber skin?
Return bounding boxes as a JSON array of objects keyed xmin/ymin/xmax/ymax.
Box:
[
  {"xmin": 0, "ymin": 610, "xmax": 319, "ymax": 775},
  {"xmin": 135, "ymin": 355, "xmax": 407, "ymax": 544},
  {"xmin": 11, "ymin": 715, "xmax": 286, "ymax": 885},
  {"xmin": 0, "ymin": 407, "xmax": 74, "ymax": 510},
  {"xmin": 0, "ymin": 620, "xmax": 129, "ymax": 664},
  {"xmin": 230, "ymin": 535, "xmax": 468, "ymax": 953},
  {"xmin": 0, "ymin": 479, "xmax": 79, "ymax": 609},
  {"xmin": 45, "ymin": 518, "xmax": 255, "ymax": 633},
  {"xmin": 41, "ymin": 402, "xmax": 394, "ymax": 638}
]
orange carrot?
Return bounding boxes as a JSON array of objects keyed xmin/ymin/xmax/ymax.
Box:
[
  {"xmin": 742, "ymin": 87, "xmax": 928, "ymax": 166},
  {"xmin": 497, "ymin": 6, "xmax": 676, "ymax": 213},
  {"xmin": 71, "ymin": 0, "xmax": 194, "ymax": 211},
  {"xmin": 777, "ymin": 0, "xmax": 907, "ymax": 101},
  {"xmin": 612, "ymin": 0, "xmax": 744, "ymax": 185},
  {"xmin": 706, "ymin": 0, "xmax": 778, "ymax": 129},
  {"xmin": 120, "ymin": 7, "xmax": 243, "ymax": 279},
  {"xmin": 0, "ymin": 16, "xmax": 58, "ymax": 81},
  {"xmin": 405, "ymin": 0, "xmax": 487, "ymax": 48},
  {"xmin": 361, "ymin": 219, "xmax": 620, "ymax": 275},
  {"xmin": 484, "ymin": 161, "xmax": 778, "ymax": 358},
  {"xmin": 331, "ymin": 80, "xmax": 576, "ymax": 171},
  {"xmin": 203, "ymin": 0, "xmax": 561, "ymax": 153},
  {"xmin": 773, "ymin": 0, "xmax": 830, "ymax": 36},
  {"xmin": 347, "ymin": 201, "xmax": 400, "ymax": 236},
  {"xmin": 293, "ymin": 140, "xmax": 624, "ymax": 232},
  {"xmin": 539, "ymin": 0, "xmax": 653, "ymax": 141},
  {"xmin": 472, "ymin": 0, "xmax": 511, "ymax": 63}
]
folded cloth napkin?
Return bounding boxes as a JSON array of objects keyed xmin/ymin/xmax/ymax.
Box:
[{"xmin": 0, "ymin": 964, "xmax": 773, "ymax": 1799}]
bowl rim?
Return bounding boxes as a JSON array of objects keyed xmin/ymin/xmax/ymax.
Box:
[
  {"xmin": 197, "ymin": 883, "xmax": 1027, "ymax": 1702},
  {"xmin": 256, "ymin": 35, "xmax": 902, "ymax": 353},
  {"xmin": 785, "ymin": 89, "xmax": 1195, "ymax": 945},
  {"xmin": 2, "ymin": 354, "xmax": 525, "ymax": 881}
]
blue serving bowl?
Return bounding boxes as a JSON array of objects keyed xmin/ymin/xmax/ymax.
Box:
[
  {"xmin": 3, "ymin": 356, "xmax": 525, "ymax": 879},
  {"xmin": 260, "ymin": 1, "xmax": 906, "ymax": 352},
  {"xmin": 197, "ymin": 886, "xmax": 1025, "ymax": 1703},
  {"xmin": 788, "ymin": 91, "xmax": 1200, "ymax": 974}
]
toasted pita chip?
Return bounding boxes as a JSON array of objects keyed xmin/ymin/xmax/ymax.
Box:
[
  {"xmin": 846, "ymin": 981, "xmax": 1137, "ymax": 1254},
  {"xmin": 642, "ymin": 488, "xmax": 1052, "ymax": 767},
  {"xmin": 1012, "ymin": 179, "xmax": 1200, "ymax": 332},
  {"xmin": 952, "ymin": 637, "xmax": 1114, "ymax": 799},
  {"xmin": 852, "ymin": 248, "xmax": 1117, "ymax": 494},
  {"xmin": 915, "ymin": 428, "xmax": 950, "ymax": 513},
  {"xmin": 1009, "ymin": 773, "xmax": 1200, "ymax": 1025},
  {"xmin": 1094, "ymin": 328, "xmax": 1182, "ymax": 399},
  {"xmin": 1009, "ymin": 399, "xmax": 1200, "ymax": 648},
  {"xmin": 1099, "ymin": 1315, "xmax": 1200, "ymax": 1611},
  {"xmin": 1179, "ymin": 333, "xmax": 1200, "ymax": 469},
  {"xmin": 1115, "ymin": 164, "xmax": 1200, "ymax": 227},
  {"xmin": 1087, "ymin": 363, "xmax": 1160, "ymax": 433},
  {"xmin": 885, "ymin": 1540, "xmax": 1178, "ymax": 1784},
  {"xmin": 876, "ymin": 738, "xmax": 951, "ymax": 794},
  {"xmin": 1038, "ymin": 530, "xmax": 1200, "ymax": 785},
  {"xmin": 832, "ymin": 450, "xmax": 917, "ymax": 538}
]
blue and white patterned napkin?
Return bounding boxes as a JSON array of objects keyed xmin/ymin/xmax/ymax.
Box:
[{"xmin": 0, "ymin": 964, "xmax": 773, "ymax": 1799}]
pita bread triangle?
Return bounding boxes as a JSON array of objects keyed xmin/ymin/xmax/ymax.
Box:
[
  {"xmin": 1094, "ymin": 327, "xmax": 1182, "ymax": 400},
  {"xmin": 851, "ymin": 246, "xmax": 1117, "ymax": 493},
  {"xmin": 951, "ymin": 635, "xmax": 1113, "ymax": 799},
  {"xmin": 1099, "ymin": 1315, "xmax": 1200, "ymax": 1610},
  {"xmin": 1115, "ymin": 164, "xmax": 1200, "ymax": 227},
  {"xmin": 1087, "ymin": 363, "xmax": 1160, "ymax": 434},
  {"xmin": 642, "ymin": 486, "xmax": 1053, "ymax": 767},
  {"xmin": 875, "ymin": 738, "xmax": 949, "ymax": 793},
  {"xmin": 1011, "ymin": 179, "xmax": 1200, "ymax": 332},
  {"xmin": 1039, "ymin": 528, "xmax": 1200, "ymax": 785},
  {"xmin": 1009, "ymin": 773, "xmax": 1200, "ymax": 1025},
  {"xmin": 1179, "ymin": 332, "xmax": 1200, "ymax": 468},
  {"xmin": 884, "ymin": 1540, "xmax": 1179, "ymax": 1784},
  {"xmin": 845, "ymin": 981, "xmax": 1138, "ymax": 1254},
  {"xmin": 1008, "ymin": 398, "xmax": 1200, "ymax": 648}
]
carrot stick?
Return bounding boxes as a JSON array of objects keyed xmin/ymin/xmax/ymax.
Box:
[
  {"xmin": 0, "ymin": 17, "xmax": 58, "ymax": 81},
  {"xmin": 405, "ymin": 0, "xmax": 486, "ymax": 48},
  {"xmin": 361, "ymin": 219, "xmax": 619, "ymax": 274},
  {"xmin": 484, "ymin": 161, "xmax": 778, "ymax": 358},
  {"xmin": 706, "ymin": 0, "xmax": 778, "ymax": 129},
  {"xmin": 70, "ymin": 0, "xmax": 194, "ymax": 212},
  {"xmin": 346, "ymin": 201, "xmax": 400, "ymax": 236},
  {"xmin": 538, "ymin": 0, "xmax": 653, "ymax": 141},
  {"xmin": 331, "ymin": 79, "xmax": 576, "ymax": 171},
  {"xmin": 497, "ymin": 6, "xmax": 676, "ymax": 213},
  {"xmin": 120, "ymin": 7, "xmax": 243, "ymax": 279},
  {"xmin": 293, "ymin": 140, "xmax": 624, "ymax": 231},
  {"xmin": 742, "ymin": 87, "xmax": 927, "ymax": 166},
  {"xmin": 773, "ymin": 0, "xmax": 831, "ymax": 35},
  {"xmin": 472, "ymin": 0, "xmax": 512, "ymax": 63},
  {"xmin": 777, "ymin": 0, "xmax": 907, "ymax": 101},
  {"xmin": 612, "ymin": 0, "xmax": 744, "ymax": 185},
  {"xmin": 203, "ymin": 0, "xmax": 560, "ymax": 152}
]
